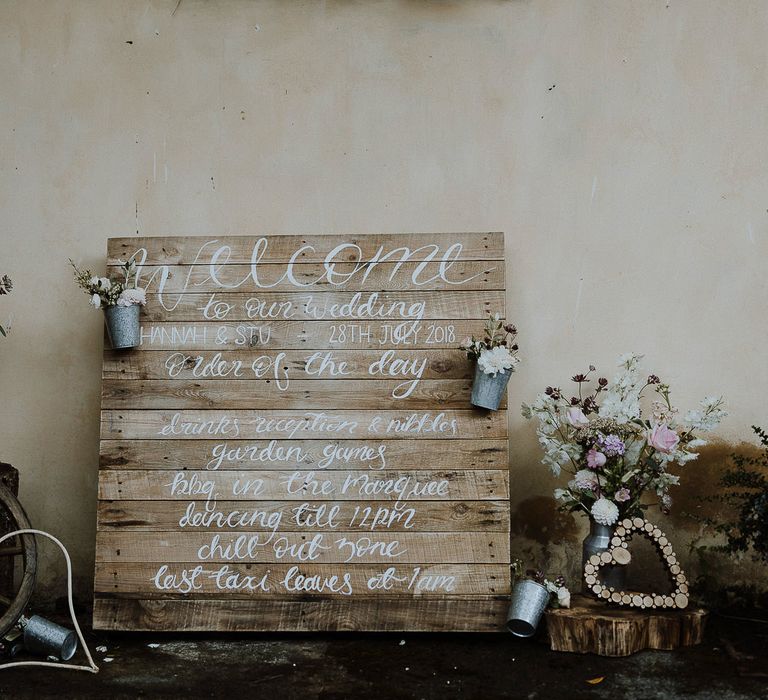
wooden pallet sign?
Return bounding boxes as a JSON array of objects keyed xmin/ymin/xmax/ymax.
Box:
[{"xmin": 93, "ymin": 233, "xmax": 511, "ymax": 631}]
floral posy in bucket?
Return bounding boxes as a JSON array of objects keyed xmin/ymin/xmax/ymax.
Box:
[
  {"xmin": 70, "ymin": 258, "xmax": 147, "ymax": 350},
  {"xmin": 459, "ymin": 313, "xmax": 520, "ymax": 410},
  {"xmin": 506, "ymin": 561, "xmax": 570, "ymax": 638}
]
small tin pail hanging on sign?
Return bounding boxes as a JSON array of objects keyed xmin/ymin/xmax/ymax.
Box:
[
  {"xmin": 104, "ymin": 305, "xmax": 140, "ymax": 349},
  {"xmin": 470, "ymin": 364, "xmax": 511, "ymax": 411},
  {"xmin": 506, "ymin": 579, "xmax": 550, "ymax": 637}
]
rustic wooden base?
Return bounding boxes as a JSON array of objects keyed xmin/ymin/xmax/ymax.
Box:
[{"xmin": 545, "ymin": 594, "xmax": 707, "ymax": 657}]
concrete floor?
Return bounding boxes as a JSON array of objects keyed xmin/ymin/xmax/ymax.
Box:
[{"xmin": 0, "ymin": 614, "xmax": 766, "ymax": 699}]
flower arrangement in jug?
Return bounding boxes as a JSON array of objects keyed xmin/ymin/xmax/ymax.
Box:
[
  {"xmin": 70, "ymin": 258, "xmax": 146, "ymax": 309},
  {"xmin": 522, "ymin": 353, "xmax": 726, "ymax": 527},
  {"xmin": 459, "ymin": 313, "xmax": 520, "ymax": 375}
]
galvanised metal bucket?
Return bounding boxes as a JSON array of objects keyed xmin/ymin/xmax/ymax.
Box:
[
  {"xmin": 22, "ymin": 615, "xmax": 78, "ymax": 661},
  {"xmin": 506, "ymin": 579, "xmax": 550, "ymax": 637},
  {"xmin": 104, "ymin": 305, "xmax": 140, "ymax": 349},
  {"xmin": 582, "ymin": 519, "xmax": 627, "ymax": 593},
  {"xmin": 470, "ymin": 364, "xmax": 511, "ymax": 411}
]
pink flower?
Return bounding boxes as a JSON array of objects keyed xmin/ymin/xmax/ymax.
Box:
[
  {"xmin": 566, "ymin": 407, "xmax": 589, "ymax": 427},
  {"xmin": 648, "ymin": 423, "xmax": 680, "ymax": 454},
  {"xmin": 614, "ymin": 488, "xmax": 631, "ymax": 503},
  {"xmin": 586, "ymin": 448, "xmax": 607, "ymax": 469}
]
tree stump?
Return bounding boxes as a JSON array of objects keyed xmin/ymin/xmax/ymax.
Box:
[{"xmin": 545, "ymin": 594, "xmax": 707, "ymax": 657}]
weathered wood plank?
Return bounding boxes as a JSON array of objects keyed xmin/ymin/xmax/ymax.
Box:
[
  {"xmin": 107, "ymin": 232, "xmax": 504, "ymax": 265},
  {"xmin": 94, "ymin": 563, "xmax": 511, "ymax": 597},
  {"xmin": 101, "ymin": 379, "xmax": 506, "ymax": 410},
  {"xmin": 97, "ymin": 500, "xmax": 510, "ymax": 532},
  {"xmin": 135, "ymin": 320, "xmax": 490, "ymax": 351},
  {"xmin": 109, "ymin": 260, "xmax": 505, "ymax": 294},
  {"xmin": 100, "ymin": 409, "xmax": 509, "ymax": 441},
  {"xmin": 95, "ymin": 531, "xmax": 510, "ymax": 564},
  {"xmin": 103, "ymin": 349, "xmax": 475, "ymax": 381},
  {"xmin": 98, "ymin": 470, "xmax": 510, "ymax": 501},
  {"xmin": 99, "ymin": 439, "xmax": 509, "ymax": 470},
  {"xmin": 93, "ymin": 597, "xmax": 509, "ymax": 631},
  {"xmin": 140, "ymin": 290, "xmax": 504, "ymax": 321}
]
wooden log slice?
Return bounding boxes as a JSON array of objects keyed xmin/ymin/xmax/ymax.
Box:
[
  {"xmin": 545, "ymin": 594, "xmax": 708, "ymax": 657},
  {"xmin": 612, "ymin": 547, "xmax": 631, "ymax": 565}
]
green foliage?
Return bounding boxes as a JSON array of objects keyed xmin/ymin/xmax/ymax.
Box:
[
  {"xmin": 69, "ymin": 258, "xmax": 138, "ymax": 308},
  {"xmin": 0, "ymin": 273, "xmax": 12, "ymax": 338},
  {"xmin": 705, "ymin": 425, "xmax": 768, "ymax": 563}
]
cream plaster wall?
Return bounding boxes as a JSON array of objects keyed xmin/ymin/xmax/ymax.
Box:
[{"xmin": 1, "ymin": 0, "xmax": 767, "ymax": 601}]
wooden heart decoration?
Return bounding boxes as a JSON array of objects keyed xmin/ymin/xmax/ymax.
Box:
[{"xmin": 583, "ymin": 517, "xmax": 690, "ymax": 609}]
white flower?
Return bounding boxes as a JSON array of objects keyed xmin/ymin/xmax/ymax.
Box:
[
  {"xmin": 598, "ymin": 352, "xmax": 645, "ymax": 424},
  {"xmin": 544, "ymin": 580, "xmax": 558, "ymax": 594},
  {"xmin": 591, "ymin": 497, "xmax": 619, "ymax": 526},
  {"xmin": 477, "ymin": 346, "xmax": 517, "ymax": 376},
  {"xmin": 617, "ymin": 352, "xmax": 643, "ymax": 368},
  {"xmin": 99, "ymin": 277, "xmax": 111, "ymax": 290},
  {"xmin": 684, "ymin": 396, "xmax": 727, "ymax": 432},
  {"xmin": 557, "ymin": 586, "xmax": 571, "ymax": 608},
  {"xmin": 622, "ymin": 436, "xmax": 644, "ymax": 467},
  {"xmin": 571, "ymin": 469, "xmax": 598, "ymax": 491},
  {"xmin": 90, "ymin": 293, "xmax": 102, "ymax": 309},
  {"xmin": 598, "ymin": 391, "xmax": 641, "ymax": 424},
  {"xmin": 117, "ymin": 287, "xmax": 147, "ymax": 307},
  {"xmin": 540, "ymin": 438, "xmax": 581, "ymax": 476}
]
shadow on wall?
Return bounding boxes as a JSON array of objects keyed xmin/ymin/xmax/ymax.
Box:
[{"xmin": 510, "ymin": 496, "xmax": 578, "ymax": 546}]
